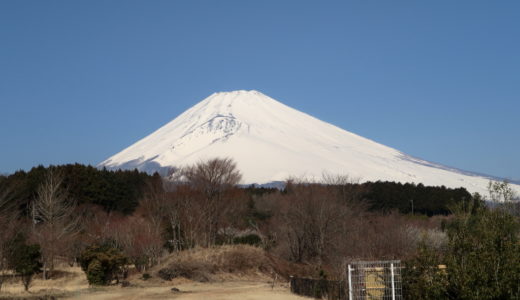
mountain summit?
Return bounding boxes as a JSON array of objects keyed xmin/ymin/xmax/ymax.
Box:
[{"xmin": 100, "ymin": 90, "xmax": 519, "ymax": 195}]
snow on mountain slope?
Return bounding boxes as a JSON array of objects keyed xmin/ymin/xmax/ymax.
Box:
[{"xmin": 99, "ymin": 90, "xmax": 520, "ymax": 196}]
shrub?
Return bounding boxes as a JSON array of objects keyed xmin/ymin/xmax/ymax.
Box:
[
  {"xmin": 79, "ymin": 244, "xmax": 128, "ymax": 285},
  {"xmin": 232, "ymin": 234, "xmax": 262, "ymax": 246},
  {"xmin": 9, "ymin": 243, "xmax": 42, "ymax": 291},
  {"xmin": 444, "ymin": 204, "xmax": 520, "ymax": 299},
  {"xmin": 404, "ymin": 199, "xmax": 520, "ymax": 299},
  {"xmin": 403, "ymin": 243, "xmax": 448, "ymax": 299}
]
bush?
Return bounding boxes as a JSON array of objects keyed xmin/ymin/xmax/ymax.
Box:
[
  {"xmin": 403, "ymin": 243, "xmax": 448, "ymax": 299},
  {"xmin": 9, "ymin": 243, "xmax": 42, "ymax": 291},
  {"xmin": 404, "ymin": 199, "xmax": 520, "ymax": 299},
  {"xmin": 232, "ymin": 234, "xmax": 262, "ymax": 246},
  {"xmin": 79, "ymin": 244, "xmax": 128, "ymax": 285},
  {"xmin": 444, "ymin": 204, "xmax": 520, "ymax": 299}
]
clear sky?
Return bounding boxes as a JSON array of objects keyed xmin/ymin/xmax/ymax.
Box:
[{"xmin": 1, "ymin": 1, "xmax": 519, "ymax": 180}]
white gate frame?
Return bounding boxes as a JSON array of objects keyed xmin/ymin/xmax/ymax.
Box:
[{"xmin": 347, "ymin": 260, "xmax": 402, "ymax": 300}]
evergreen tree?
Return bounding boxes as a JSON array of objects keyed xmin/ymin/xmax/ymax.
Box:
[
  {"xmin": 79, "ymin": 244, "xmax": 128, "ymax": 285},
  {"xmin": 404, "ymin": 196, "xmax": 520, "ymax": 299},
  {"xmin": 445, "ymin": 200, "xmax": 520, "ymax": 299},
  {"xmin": 9, "ymin": 241, "xmax": 42, "ymax": 291}
]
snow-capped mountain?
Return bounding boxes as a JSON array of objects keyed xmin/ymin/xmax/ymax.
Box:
[{"xmin": 99, "ymin": 90, "xmax": 520, "ymax": 196}]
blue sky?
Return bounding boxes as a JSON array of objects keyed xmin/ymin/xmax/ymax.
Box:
[{"xmin": 1, "ymin": 1, "xmax": 519, "ymax": 180}]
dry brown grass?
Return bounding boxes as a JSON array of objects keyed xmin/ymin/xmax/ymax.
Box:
[
  {"xmin": 0, "ymin": 247, "xmax": 311, "ymax": 300},
  {"xmin": 155, "ymin": 245, "xmax": 275, "ymax": 282},
  {"xmin": 0, "ymin": 266, "xmax": 88, "ymax": 299},
  {"xmin": 153, "ymin": 244, "xmax": 317, "ymax": 284}
]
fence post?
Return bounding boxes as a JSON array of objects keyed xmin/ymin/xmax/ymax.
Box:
[
  {"xmin": 390, "ymin": 263, "xmax": 395, "ymax": 300},
  {"xmin": 348, "ymin": 264, "xmax": 353, "ymax": 300}
]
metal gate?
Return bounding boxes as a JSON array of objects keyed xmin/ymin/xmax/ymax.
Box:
[{"xmin": 347, "ymin": 260, "xmax": 402, "ymax": 300}]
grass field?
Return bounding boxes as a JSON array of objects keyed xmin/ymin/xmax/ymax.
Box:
[{"xmin": 0, "ymin": 246, "xmax": 308, "ymax": 300}]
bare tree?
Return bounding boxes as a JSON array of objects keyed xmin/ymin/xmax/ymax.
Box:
[
  {"xmin": 132, "ymin": 181, "xmax": 172, "ymax": 268},
  {"xmin": 181, "ymin": 158, "xmax": 242, "ymax": 246},
  {"xmin": 172, "ymin": 185, "xmax": 208, "ymax": 248},
  {"xmin": 182, "ymin": 157, "xmax": 242, "ymax": 199},
  {"xmin": 488, "ymin": 180, "xmax": 520, "ymax": 217},
  {"xmin": 321, "ymin": 172, "xmax": 365, "ymax": 204},
  {"xmin": 104, "ymin": 214, "xmax": 162, "ymax": 272},
  {"xmin": 488, "ymin": 180, "xmax": 516, "ymax": 203},
  {"xmin": 31, "ymin": 169, "xmax": 79, "ymax": 279},
  {"xmin": 138, "ymin": 180, "xmax": 168, "ymax": 230},
  {"xmin": 274, "ymin": 182, "xmax": 353, "ymax": 265},
  {"xmin": 0, "ymin": 188, "xmax": 20, "ymax": 291},
  {"xmin": 139, "ymin": 178, "xmax": 194, "ymax": 252}
]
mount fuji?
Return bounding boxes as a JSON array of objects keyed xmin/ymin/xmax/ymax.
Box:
[{"xmin": 99, "ymin": 90, "xmax": 520, "ymax": 196}]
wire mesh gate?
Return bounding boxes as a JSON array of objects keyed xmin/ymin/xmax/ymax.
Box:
[{"xmin": 347, "ymin": 260, "xmax": 402, "ymax": 300}]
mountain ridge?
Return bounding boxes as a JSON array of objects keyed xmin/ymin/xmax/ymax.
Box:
[{"xmin": 99, "ymin": 90, "xmax": 520, "ymax": 196}]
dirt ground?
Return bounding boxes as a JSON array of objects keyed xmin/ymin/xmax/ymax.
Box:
[
  {"xmin": 0, "ymin": 266, "xmax": 308, "ymax": 300},
  {"xmin": 1, "ymin": 266, "xmax": 89, "ymax": 296},
  {"xmin": 66, "ymin": 281, "xmax": 308, "ymax": 300}
]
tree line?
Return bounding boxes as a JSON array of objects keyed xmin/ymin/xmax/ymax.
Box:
[
  {"xmin": 0, "ymin": 164, "xmax": 151, "ymax": 214},
  {"xmin": 0, "ymin": 159, "xmax": 518, "ymax": 299},
  {"xmin": 0, "ymin": 163, "xmax": 471, "ymax": 217}
]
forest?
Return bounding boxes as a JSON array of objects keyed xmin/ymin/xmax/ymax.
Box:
[{"xmin": 0, "ymin": 159, "xmax": 519, "ymax": 299}]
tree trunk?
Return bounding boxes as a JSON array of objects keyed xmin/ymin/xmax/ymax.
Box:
[{"xmin": 42, "ymin": 261, "xmax": 47, "ymax": 280}]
